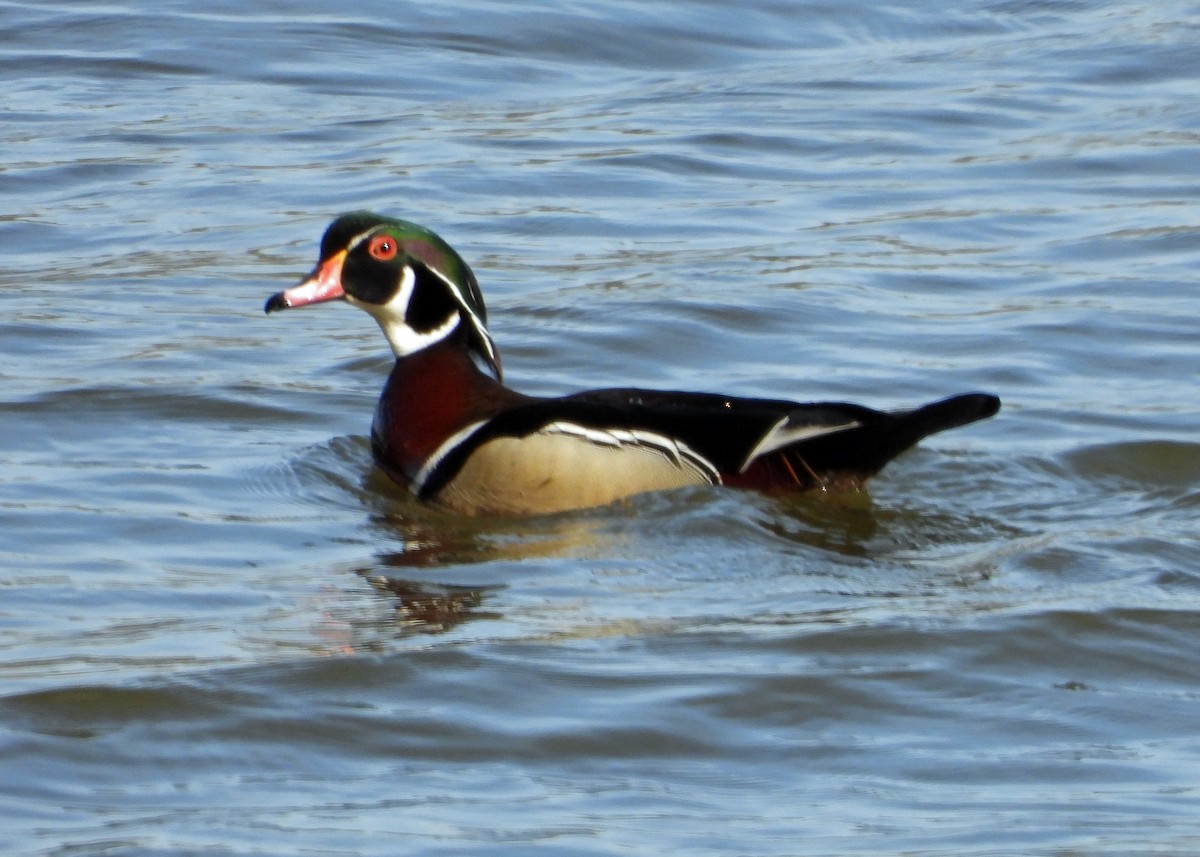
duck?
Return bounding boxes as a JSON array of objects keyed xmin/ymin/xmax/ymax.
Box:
[{"xmin": 265, "ymin": 212, "xmax": 999, "ymax": 516}]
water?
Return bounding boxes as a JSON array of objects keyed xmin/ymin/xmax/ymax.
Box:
[{"xmin": 3, "ymin": 0, "xmax": 1200, "ymax": 853}]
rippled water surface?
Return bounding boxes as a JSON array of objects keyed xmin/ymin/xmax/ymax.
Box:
[{"xmin": 4, "ymin": 1, "xmax": 1200, "ymax": 854}]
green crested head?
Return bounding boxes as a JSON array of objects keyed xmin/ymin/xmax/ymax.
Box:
[
  {"xmin": 268, "ymin": 211, "xmax": 500, "ymax": 378},
  {"xmin": 321, "ymin": 211, "xmax": 488, "ymax": 324}
]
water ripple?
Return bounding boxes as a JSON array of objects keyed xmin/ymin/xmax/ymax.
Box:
[{"xmin": 4, "ymin": 0, "xmax": 1200, "ymax": 853}]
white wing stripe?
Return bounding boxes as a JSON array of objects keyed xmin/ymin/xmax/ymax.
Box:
[
  {"xmin": 739, "ymin": 417, "xmax": 861, "ymax": 473},
  {"xmin": 544, "ymin": 421, "xmax": 720, "ymax": 482}
]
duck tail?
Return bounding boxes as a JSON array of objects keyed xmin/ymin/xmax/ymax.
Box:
[{"xmin": 768, "ymin": 392, "xmax": 1001, "ymax": 488}]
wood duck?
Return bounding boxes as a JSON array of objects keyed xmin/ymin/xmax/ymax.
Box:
[{"xmin": 265, "ymin": 212, "xmax": 1000, "ymax": 517}]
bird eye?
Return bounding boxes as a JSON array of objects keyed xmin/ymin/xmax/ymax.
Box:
[{"xmin": 368, "ymin": 235, "xmax": 397, "ymax": 261}]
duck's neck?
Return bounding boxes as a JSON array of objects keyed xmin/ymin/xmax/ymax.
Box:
[{"xmin": 370, "ymin": 333, "xmax": 526, "ymax": 490}]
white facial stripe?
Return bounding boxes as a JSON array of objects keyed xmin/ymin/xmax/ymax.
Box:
[
  {"xmin": 346, "ymin": 265, "xmax": 460, "ymax": 358},
  {"xmin": 425, "ymin": 264, "xmax": 499, "ymax": 371},
  {"xmin": 346, "ymin": 228, "xmax": 375, "ymax": 254},
  {"xmin": 380, "ymin": 311, "xmax": 460, "ymax": 358},
  {"xmin": 342, "ymin": 226, "xmax": 497, "ymax": 367}
]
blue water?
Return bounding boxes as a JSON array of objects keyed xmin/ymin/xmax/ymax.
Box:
[{"xmin": 3, "ymin": 1, "xmax": 1200, "ymax": 854}]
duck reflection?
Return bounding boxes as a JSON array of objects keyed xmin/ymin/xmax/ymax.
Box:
[
  {"xmin": 363, "ymin": 574, "xmax": 502, "ymax": 633},
  {"xmin": 349, "ymin": 480, "xmax": 625, "ymax": 637}
]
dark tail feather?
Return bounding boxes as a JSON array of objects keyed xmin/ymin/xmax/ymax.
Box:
[
  {"xmin": 889, "ymin": 392, "xmax": 1001, "ymax": 452},
  {"xmin": 789, "ymin": 392, "xmax": 1000, "ymax": 484}
]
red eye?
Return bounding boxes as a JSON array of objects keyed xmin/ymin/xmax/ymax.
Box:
[{"xmin": 368, "ymin": 235, "xmax": 397, "ymax": 261}]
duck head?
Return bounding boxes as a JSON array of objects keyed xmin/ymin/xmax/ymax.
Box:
[{"xmin": 265, "ymin": 212, "xmax": 501, "ymax": 379}]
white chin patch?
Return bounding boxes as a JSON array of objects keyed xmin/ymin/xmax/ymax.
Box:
[
  {"xmin": 378, "ymin": 311, "xmax": 459, "ymax": 358},
  {"xmin": 349, "ymin": 265, "xmax": 459, "ymax": 358}
]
